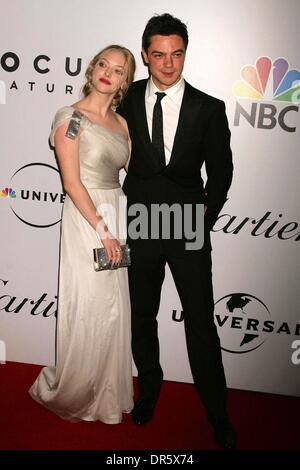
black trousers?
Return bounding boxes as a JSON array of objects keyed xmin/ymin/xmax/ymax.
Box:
[{"xmin": 128, "ymin": 239, "xmax": 228, "ymax": 425}]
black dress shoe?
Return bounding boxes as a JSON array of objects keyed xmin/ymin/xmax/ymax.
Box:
[
  {"xmin": 132, "ymin": 397, "xmax": 156, "ymax": 425},
  {"xmin": 214, "ymin": 421, "xmax": 237, "ymax": 449}
]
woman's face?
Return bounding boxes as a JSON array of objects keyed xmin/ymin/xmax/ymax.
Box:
[{"xmin": 91, "ymin": 49, "xmax": 128, "ymax": 96}]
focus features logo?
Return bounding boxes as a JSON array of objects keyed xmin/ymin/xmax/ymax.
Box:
[
  {"xmin": 0, "ymin": 52, "xmax": 83, "ymax": 97},
  {"xmin": 214, "ymin": 293, "xmax": 300, "ymax": 354}
]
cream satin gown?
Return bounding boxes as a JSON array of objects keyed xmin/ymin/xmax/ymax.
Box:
[{"xmin": 29, "ymin": 107, "xmax": 134, "ymax": 424}]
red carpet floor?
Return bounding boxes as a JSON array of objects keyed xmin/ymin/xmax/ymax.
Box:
[{"xmin": 0, "ymin": 362, "xmax": 299, "ymax": 451}]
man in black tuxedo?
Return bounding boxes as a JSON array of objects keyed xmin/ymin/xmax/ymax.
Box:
[{"xmin": 118, "ymin": 13, "xmax": 236, "ymax": 449}]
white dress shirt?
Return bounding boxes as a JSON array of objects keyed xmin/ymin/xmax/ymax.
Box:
[{"xmin": 145, "ymin": 76, "xmax": 185, "ymax": 165}]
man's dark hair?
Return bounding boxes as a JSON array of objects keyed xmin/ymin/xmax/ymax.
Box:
[{"xmin": 142, "ymin": 13, "xmax": 189, "ymax": 51}]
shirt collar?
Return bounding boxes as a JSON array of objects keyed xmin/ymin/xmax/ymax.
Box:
[{"xmin": 146, "ymin": 76, "xmax": 185, "ymax": 104}]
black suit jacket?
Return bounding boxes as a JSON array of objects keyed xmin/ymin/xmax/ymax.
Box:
[{"xmin": 118, "ymin": 78, "xmax": 233, "ymax": 242}]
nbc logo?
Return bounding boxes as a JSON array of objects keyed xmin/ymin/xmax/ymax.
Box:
[
  {"xmin": 233, "ymin": 57, "xmax": 300, "ymax": 132},
  {"xmin": 0, "ymin": 187, "xmax": 16, "ymax": 198}
]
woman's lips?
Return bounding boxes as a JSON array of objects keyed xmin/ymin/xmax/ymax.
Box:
[{"xmin": 99, "ymin": 78, "xmax": 111, "ymax": 85}]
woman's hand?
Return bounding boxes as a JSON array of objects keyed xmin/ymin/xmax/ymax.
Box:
[{"xmin": 96, "ymin": 220, "xmax": 122, "ymax": 267}]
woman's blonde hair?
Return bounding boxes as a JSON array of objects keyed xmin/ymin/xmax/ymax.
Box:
[{"xmin": 82, "ymin": 45, "xmax": 135, "ymax": 108}]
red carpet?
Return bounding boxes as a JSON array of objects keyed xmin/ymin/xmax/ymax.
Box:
[{"xmin": 0, "ymin": 362, "xmax": 299, "ymax": 451}]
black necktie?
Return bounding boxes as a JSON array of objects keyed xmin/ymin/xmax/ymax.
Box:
[{"xmin": 152, "ymin": 92, "xmax": 166, "ymax": 166}]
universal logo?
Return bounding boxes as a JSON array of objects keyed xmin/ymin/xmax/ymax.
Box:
[
  {"xmin": 1, "ymin": 162, "xmax": 64, "ymax": 228},
  {"xmin": 214, "ymin": 293, "xmax": 300, "ymax": 354},
  {"xmin": 233, "ymin": 56, "xmax": 300, "ymax": 132},
  {"xmin": 172, "ymin": 292, "xmax": 300, "ymax": 354}
]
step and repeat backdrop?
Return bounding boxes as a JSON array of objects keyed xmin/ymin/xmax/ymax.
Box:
[{"xmin": 1, "ymin": 0, "xmax": 299, "ymax": 396}]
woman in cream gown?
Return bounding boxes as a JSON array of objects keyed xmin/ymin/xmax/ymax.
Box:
[{"xmin": 29, "ymin": 46, "xmax": 135, "ymax": 424}]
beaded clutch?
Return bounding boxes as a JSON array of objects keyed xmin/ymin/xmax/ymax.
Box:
[{"xmin": 93, "ymin": 245, "xmax": 131, "ymax": 271}]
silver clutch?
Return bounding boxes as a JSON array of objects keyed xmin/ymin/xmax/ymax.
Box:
[{"xmin": 93, "ymin": 244, "xmax": 131, "ymax": 271}]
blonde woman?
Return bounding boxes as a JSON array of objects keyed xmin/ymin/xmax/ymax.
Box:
[{"xmin": 29, "ymin": 45, "xmax": 136, "ymax": 424}]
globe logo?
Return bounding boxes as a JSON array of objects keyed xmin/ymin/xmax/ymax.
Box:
[{"xmin": 214, "ymin": 293, "xmax": 271, "ymax": 353}]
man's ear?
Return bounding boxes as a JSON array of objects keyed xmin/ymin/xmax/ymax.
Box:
[{"xmin": 141, "ymin": 49, "xmax": 149, "ymax": 66}]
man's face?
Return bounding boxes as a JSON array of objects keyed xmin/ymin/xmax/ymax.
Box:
[{"xmin": 142, "ymin": 34, "xmax": 186, "ymax": 90}]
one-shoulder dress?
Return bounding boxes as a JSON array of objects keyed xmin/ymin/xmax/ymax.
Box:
[{"xmin": 29, "ymin": 106, "xmax": 134, "ymax": 424}]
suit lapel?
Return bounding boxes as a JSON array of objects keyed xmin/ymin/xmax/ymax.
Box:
[
  {"xmin": 133, "ymin": 80, "xmax": 151, "ymax": 145},
  {"xmin": 167, "ymin": 81, "xmax": 203, "ymax": 167},
  {"xmin": 131, "ymin": 79, "xmax": 203, "ymax": 171}
]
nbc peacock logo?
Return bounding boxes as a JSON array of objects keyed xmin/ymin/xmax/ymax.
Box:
[
  {"xmin": 233, "ymin": 56, "xmax": 300, "ymax": 133},
  {"xmin": 0, "ymin": 187, "xmax": 16, "ymax": 198}
]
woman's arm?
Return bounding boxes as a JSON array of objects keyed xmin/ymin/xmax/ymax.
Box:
[
  {"xmin": 54, "ymin": 122, "xmax": 122, "ymax": 265},
  {"xmin": 55, "ymin": 122, "xmax": 100, "ymax": 229}
]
